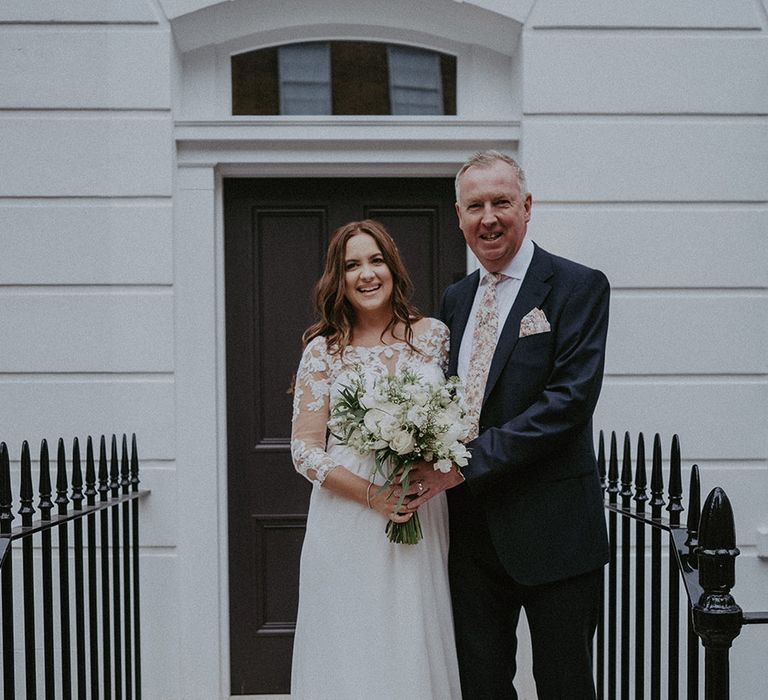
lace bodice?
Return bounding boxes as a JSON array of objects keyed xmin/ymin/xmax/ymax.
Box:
[{"xmin": 291, "ymin": 318, "xmax": 449, "ymax": 484}]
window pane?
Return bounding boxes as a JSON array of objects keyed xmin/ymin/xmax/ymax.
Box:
[
  {"xmin": 387, "ymin": 46, "xmax": 443, "ymax": 115},
  {"xmin": 331, "ymin": 42, "xmax": 390, "ymax": 115},
  {"xmin": 232, "ymin": 47, "xmax": 279, "ymax": 115},
  {"xmin": 278, "ymin": 43, "xmax": 331, "ymax": 115},
  {"xmin": 231, "ymin": 41, "xmax": 456, "ymax": 116}
]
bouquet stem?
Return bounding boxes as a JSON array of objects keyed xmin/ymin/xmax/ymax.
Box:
[{"xmin": 385, "ymin": 512, "xmax": 423, "ymax": 545}]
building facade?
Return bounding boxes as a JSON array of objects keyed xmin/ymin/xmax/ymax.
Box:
[{"xmin": 1, "ymin": 0, "xmax": 766, "ymax": 697}]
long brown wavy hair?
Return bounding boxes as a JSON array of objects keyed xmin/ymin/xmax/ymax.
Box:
[{"xmin": 302, "ymin": 220, "xmax": 422, "ymax": 355}]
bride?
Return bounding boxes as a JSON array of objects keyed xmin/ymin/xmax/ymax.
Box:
[{"xmin": 290, "ymin": 220, "xmax": 463, "ymax": 699}]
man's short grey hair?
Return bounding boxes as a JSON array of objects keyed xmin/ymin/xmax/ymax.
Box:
[{"xmin": 455, "ymin": 150, "xmax": 528, "ymax": 201}]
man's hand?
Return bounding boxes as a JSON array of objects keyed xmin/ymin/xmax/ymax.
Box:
[{"xmin": 399, "ymin": 460, "xmax": 465, "ymax": 511}]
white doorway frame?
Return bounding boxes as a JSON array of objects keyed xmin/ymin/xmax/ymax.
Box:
[{"xmin": 173, "ymin": 121, "xmax": 520, "ymax": 697}]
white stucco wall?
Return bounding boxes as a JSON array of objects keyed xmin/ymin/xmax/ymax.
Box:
[
  {"xmin": 0, "ymin": 1, "xmax": 180, "ymax": 697},
  {"xmin": 523, "ymin": 1, "xmax": 768, "ymax": 695},
  {"xmin": 0, "ymin": 0, "xmax": 766, "ymax": 698}
]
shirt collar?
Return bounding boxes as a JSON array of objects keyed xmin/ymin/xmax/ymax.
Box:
[{"xmin": 479, "ymin": 236, "xmax": 534, "ymax": 282}]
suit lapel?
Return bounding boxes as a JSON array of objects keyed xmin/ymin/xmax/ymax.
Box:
[
  {"xmin": 483, "ymin": 246, "xmax": 553, "ymax": 403},
  {"xmin": 447, "ymin": 270, "xmax": 479, "ymax": 376}
]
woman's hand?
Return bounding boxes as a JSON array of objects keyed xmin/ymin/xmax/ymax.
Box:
[{"xmin": 368, "ymin": 483, "xmax": 414, "ymax": 523}]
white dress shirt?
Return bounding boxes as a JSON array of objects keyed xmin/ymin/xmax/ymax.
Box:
[{"xmin": 457, "ymin": 237, "xmax": 535, "ymax": 384}]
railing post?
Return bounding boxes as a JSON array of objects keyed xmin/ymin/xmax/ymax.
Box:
[
  {"xmin": 633, "ymin": 434, "xmax": 648, "ymax": 700},
  {"xmin": 692, "ymin": 487, "xmax": 742, "ymax": 700},
  {"xmin": 649, "ymin": 434, "xmax": 665, "ymax": 700},
  {"xmin": 619, "ymin": 433, "xmax": 633, "ymax": 700},
  {"xmin": 0, "ymin": 443, "xmax": 15, "ymax": 700},
  {"xmin": 607, "ymin": 432, "xmax": 619, "ymax": 700},
  {"xmin": 667, "ymin": 435, "xmax": 684, "ymax": 700},
  {"xmin": 685, "ymin": 465, "xmax": 701, "ymax": 700},
  {"xmin": 85, "ymin": 437, "xmax": 100, "ymax": 699},
  {"xmin": 130, "ymin": 434, "xmax": 142, "ymax": 699},
  {"xmin": 98, "ymin": 436, "xmax": 112, "ymax": 700},
  {"xmin": 19, "ymin": 441, "xmax": 37, "ymax": 699},
  {"xmin": 39, "ymin": 440, "xmax": 56, "ymax": 700},
  {"xmin": 596, "ymin": 431, "xmax": 606, "ymax": 700},
  {"xmin": 110, "ymin": 435, "xmax": 123, "ymax": 700},
  {"xmin": 71, "ymin": 437, "xmax": 87, "ymax": 699},
  {"xmin": 56, "ymin": 438, "xmax": 73, "ymax": 700},
  {"xmin": 121, "ymin": 435, "xmax": 133, "ymax": 700}
]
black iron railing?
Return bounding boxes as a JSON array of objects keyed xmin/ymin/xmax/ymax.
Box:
[
  {"xmin": 0, "ymin": 434, "xmax": 148, "ymax": 700},
  {"xmin": 596, "ymin": 430, "xmax": 768, "ymax": 700}
]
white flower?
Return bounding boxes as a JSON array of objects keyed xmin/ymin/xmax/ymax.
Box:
[
  {"xmin": 362, "ymin": 403, "xmax": 397, "ymax": 436},
  {"xmin": 390, "ymin": 429, "xmax": 416, "ymax": 456},
  {"xmin": 406, "ymin": 404, "xmax": 428, "ymax": 429},
  {"xmin": 452, "ymin": 444, "xmax": 470, "ymax": 467},
  {"xmin": 434, "ymin": 458, "xmax": 453, "ymax": 473}
]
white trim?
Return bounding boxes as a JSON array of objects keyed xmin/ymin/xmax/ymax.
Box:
[
  {"xmin": 171, "ymin": 2, "xmax": 522, "ymax": 695},
  {"xmin": 175, "ymin": 130, "xmax": 519, "ymax": 696},
  {"xmin": 214, "ymin": 165, "xmax": 229, "ymax": 700},
  {"xmin": 175, "ymin": 120, "xmax": 520, "ymax": 173},
  {"xmin": 168, "ymin": 0, "xmax": 525, "ymax": 54},
  {"xmin": 160, "ymin": 0, "xmax": 534, "ymax": 23}
]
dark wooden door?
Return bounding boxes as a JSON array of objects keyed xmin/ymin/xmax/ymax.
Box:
[{"xmin": 224, "ymin": 177, "xmax": 465, "ymax": 694}]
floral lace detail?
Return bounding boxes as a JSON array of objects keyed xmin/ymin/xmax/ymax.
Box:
[{"xmin": 290, "ymin": 318, "xmax": 449, "ymax": 484}]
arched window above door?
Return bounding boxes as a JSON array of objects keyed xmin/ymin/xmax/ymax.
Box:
[{"xmin": 232, "ymin": 41, "xmax": 456, "ymax": 116}]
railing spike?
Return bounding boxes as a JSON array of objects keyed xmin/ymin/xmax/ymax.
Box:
[
  {"xmin": 634, "ymin": 433, "xmax": 648, "ymax": 504},
  {"xmin": 19, "ymin": 441, "xmax": 35, "ymax": 526},
  {"xmin": 56, "ymin": 437, "xmax": 70, "ymax": 515},
  {"xmin": 620, "ymin": 431, "xmax": 633, "ymax": 499},
  {"xmin": 71, "ymin": 437, "xmax": 84, "ymax": 510},
  {"xmin": 38, "ymin": 439, "xmax": 53, "ymax": 520},
  {"xmin": 0, "ymin": 442, "xmax": 13, "ymax": 533},
  {"xmin": 84, "ymin": 436, "xmax": 97, "ymax": 507},
  {"xmin": 110, "ymin": 434, "xmax": 120, "ymax": 496},
  {"xmin": 607, "ymin": 431, "xmax": 619, "ymax": 496},
  {"xmin": 685, "ymin": 465, "xmax": 701, "ymax": 566},
  {"xmin": 649, "ymin": 433, "xmax": 665, "ymax": 515},
  {"xmin": 98, "ymin": 435, "xmax": 109, "ymax": 502},
  {"xmin": 597, "ymin": 430, "xmax": 606, "ymax": 491},
  {"xmin": 130, "ymin": 433, "xmax": 140, "ymax": 491},
  {"xmin": 667, "ymin": 434, "xmax": 684, "ymax": 526},
  {"xmin": 121, "ymin": 434, "xmax": 130, "ymax": 493}
]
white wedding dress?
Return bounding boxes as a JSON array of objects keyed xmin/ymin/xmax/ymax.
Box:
[{"xmin": 290, "ymin": 317, "xmax": 462, "ymax": 700}]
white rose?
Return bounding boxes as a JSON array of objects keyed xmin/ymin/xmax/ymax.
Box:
[
  {"xmin": 434, "ymin": 458, "xmax": 453, "ymax": 473},
  {"xmin": 390, "ymin": 429, "xmax": 416, "ymax": 456},
  {"xmin": 363, "ymin": 407, "xmax": 385, "ymax": 433},
  {"xmin": 360, "ymin": 389, "xmax": 379, "ymax": 409},
  {"xmin": 452, "ymin": 444, "xmax": 470, "ymax": 467},
  {"xmin": 406, "ymin": 405, "xmax": 427, "ymax": 429}
]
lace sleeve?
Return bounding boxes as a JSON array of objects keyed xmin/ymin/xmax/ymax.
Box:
[
  {"xmin": 416, "ymin": 318, "xmax": 450, "ymax": 376},
  {"xmin": 290, "ymin": 337, "xmax": 339, "ymax": 484}
]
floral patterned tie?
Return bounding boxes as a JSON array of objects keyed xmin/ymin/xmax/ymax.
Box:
[{"xmin": 465, "ymin": 272, "xmax": 501, "ymax": 440}]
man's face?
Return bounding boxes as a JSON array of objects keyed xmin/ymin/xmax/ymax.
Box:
[{"xmin": 455, "ymin": 160, "xmax": 532, "ymax": 273}]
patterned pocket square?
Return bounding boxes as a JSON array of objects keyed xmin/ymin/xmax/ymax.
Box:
[{"xmin": 519, "ymin": 307, "xmax": 551, "ymax": 337}]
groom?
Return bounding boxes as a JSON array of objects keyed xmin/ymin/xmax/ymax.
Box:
[{"xmin": 408, "ymin": 151, "xmax": 610, "ymax": 699}]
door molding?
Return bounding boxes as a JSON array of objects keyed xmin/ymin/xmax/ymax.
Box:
[
  {"xmin": 174, "ymin": 129, "xmax": 519, "ymax": 696},
  {"xmin": 169, "ymin": 1, "xmax": 524, "ymax": 695},
  {"xmin": 176, "ymin": 118, "xmax": 520, "ymax": 174}
]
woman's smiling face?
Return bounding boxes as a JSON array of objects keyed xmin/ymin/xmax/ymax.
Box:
[{"xmin": 343, "ymin": 232, "xmax": 394, "ymax": 317}]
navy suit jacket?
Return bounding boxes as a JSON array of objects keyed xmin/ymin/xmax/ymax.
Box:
[{"xmin": 442, "ymin": 243, "xmax": 610, "ymax": 585}]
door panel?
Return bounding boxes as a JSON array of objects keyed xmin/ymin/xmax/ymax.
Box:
[{"xmin": 224, "ymin": 177, "xmax": 464, "ymax": 694}]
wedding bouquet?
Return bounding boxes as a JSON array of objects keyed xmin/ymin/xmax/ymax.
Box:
[{"xmin": 329, "ymin": 367, "xmax": 472, "ymax": 544}]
